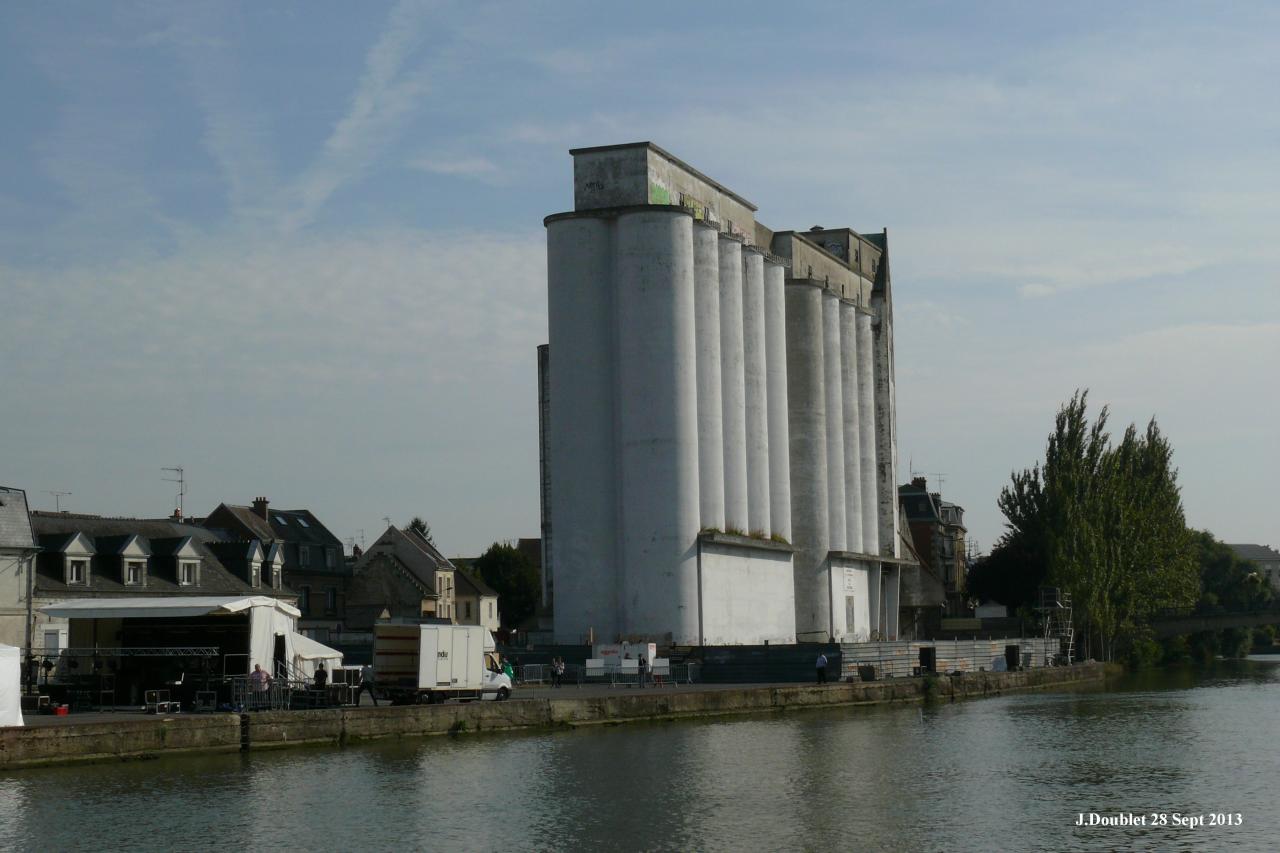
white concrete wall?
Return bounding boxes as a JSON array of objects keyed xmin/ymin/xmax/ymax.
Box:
[
  {"xmin": 699, "ymin": 543, "xmax": 796, "ymax": 644},
  {"xmin": 822, "ymin": 291, "xmax": 847, "ymax": 553},
  {"xmin": 855, "ymin": 311, "xmax": 879, "ymax": 555},
  {"xmin": 0, "ymin": 553, "xmax": 29, "ymax": 648},
  {"xmin": 830, "ymin": 558, "xmax": 872, "ymax": 642},
  {"xmin": 547, "ymin": 217, "xmax": 619, "ymax": 644},
  {"xmin": 763, "ymin": 260, "xmax": 792, "ymax": 542},
  {"xmin": 614, "ymin": 210, "xmax": 701, "ymax": 643},
  {"xmin": 741, "ymin": 248, "xmax": 770, "ymax": 536},
  {"xmin": 718, "ymin": 237, "xmax": 749, "ymax": 533},
  {"xmin": 692, "ymin": 222, "xmax": 725, "ymax": 531},
  {"xmin": 838, "ymin": 302, "xmax": 864, "ymax": 553}
]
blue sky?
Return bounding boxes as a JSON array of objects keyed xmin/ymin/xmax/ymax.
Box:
[{"xmin": 2, "ymin": 1, "xmax": 1277, "ymax": 557}]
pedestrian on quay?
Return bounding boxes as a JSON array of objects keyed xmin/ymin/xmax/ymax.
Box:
[
  {"xmin": 358, "ymin": 662, "xmax": 379, "ymax": 706},
  {"xmin": 314, "ymin": 662, "xmax": 328, "ymax": 690},
  {"xmin": 816, "ymin": 652, "xmax": 828, "ymax": 685},
  {"xmin": 552, "ymin": 657, "xmax": 564, "ymax": 688},
  {"xmin": 638, "ymin": 654, "xmax": 649, "ymax": 688},
  {"xmin": 249, "ymin": 663, "xmax": 272, "ymax": 710}
]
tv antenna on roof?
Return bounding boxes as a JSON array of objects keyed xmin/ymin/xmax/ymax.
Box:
[
  {"xmin": 162, "ymin": 467, "xmax": 186, "ymax": 516},
  {"xmin": 47, "ymin": 490, "xmax": 71, "ymax": 512},
  {"xmin": 927, "ymin": 472, "xmax": 947, "ymax": 493}
]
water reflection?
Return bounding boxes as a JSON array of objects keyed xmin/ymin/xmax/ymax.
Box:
[{"xmin": 3, "ymin": 662, "xmax": 1279, "ymax": 852}]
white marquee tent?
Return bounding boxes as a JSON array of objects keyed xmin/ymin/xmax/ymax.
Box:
[
  {"xmin": 1, "ymin": 643, "xmax": 23, "ymax": 727},
  {"xmin": 40, "ymin": 596, "xmax": 340, "ymax": 677}
]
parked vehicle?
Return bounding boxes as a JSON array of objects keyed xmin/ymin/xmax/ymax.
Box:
[{"xmin": 374, "ymin": 624, "xmax": 512, "ymax": 704}]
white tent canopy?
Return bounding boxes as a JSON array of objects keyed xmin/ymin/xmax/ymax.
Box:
[
  {"xmin": 41, "ymin": 596, "xmax": 301, "ymax": 620},
  {"xmin": 41, "ymin": 596, "xmax": 306, "ymax": 675},
  {"xmin": 291, "ymin": 632, "xmax": 343, "ymax": 679},
  {"xmin": 1, "ymin": 644, "xmax": 23, "ymax": 728}
]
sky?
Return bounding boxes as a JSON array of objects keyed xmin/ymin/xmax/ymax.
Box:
[{"xmin": 1, "ymin": 1, "xmax": 1277, "ymax": 558}]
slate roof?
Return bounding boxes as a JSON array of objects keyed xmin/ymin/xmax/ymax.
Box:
[
  {"xmin": 0, "ymin": 486, "xmax": 35, "ymax": 550},
  {"xmin": 1228, "ymin": 544, "xmax": 1280, "ymax": 563},
  {"xmin": 455, "ymin": 568, "xmax": 497, "ymax": 598},
  {"xmin": 206, "ymin": 503, "xmax": 343, "ymax": 548},
  {"xmin": 355, "ymin": 526, "xmax": 455, "ymax": 592},
  {"xmin": 30, "ymin": 512, "xmax": 258, "ymax": 597}
]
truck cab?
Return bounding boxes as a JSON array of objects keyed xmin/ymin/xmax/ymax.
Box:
[{"xmin": 482, "ymin": 651, "xmax": 513, "ymax": 701}]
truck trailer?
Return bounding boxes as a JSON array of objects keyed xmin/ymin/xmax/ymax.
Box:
[{"xmin": 374, "ymin": 624, "xmax": 512, "ymax": 704}]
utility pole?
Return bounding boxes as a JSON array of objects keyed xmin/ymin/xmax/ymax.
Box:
[
  {"xmin": 162, "ymin": 467, "xmax": 186, "ymax": 516},
  {"xmin": 46, "ymin": 490, "xmax": 71, "ymax": 512}
]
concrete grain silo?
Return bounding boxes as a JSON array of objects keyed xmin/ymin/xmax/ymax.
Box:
[{"xmin": 541, "ymin": 142, "xmax": 903, "ymax": 646}]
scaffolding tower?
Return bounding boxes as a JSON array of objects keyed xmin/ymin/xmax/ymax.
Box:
[{"xmin": 1036, "ymin": 587, "xmax": 1075, "ymax": 665}]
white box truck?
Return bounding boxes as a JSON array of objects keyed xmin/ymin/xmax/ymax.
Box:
[{"xmin": 374, "ymin": 624, "xmax": 512, "ymax": 704}]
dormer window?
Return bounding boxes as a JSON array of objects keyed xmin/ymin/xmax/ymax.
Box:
[
  {"xmin": 299, "ymin": 546, "xmax": 311, "ymax": 567},
  {"xmin": 179, "ymin": 560, "xmax": 199, "ymax": 586},
  {"xmin": 66, "ymin": 559, "xmax": 88, "ymax": 585},
  {"xmin": 271, "ymin": 564, "xmax": 281, "ymax": 589},
  {"xmin": 250, "ymin": 560, "xmax": 262, "ymax": 589},
  {"xmin": 125, "ymin": 560, "xmax": 146, "ymax": 586},
  {"xmin": 325, "ymin": 548, "xmax": 335, "ymax": 568}
]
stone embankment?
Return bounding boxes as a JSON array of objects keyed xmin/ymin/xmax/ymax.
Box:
[{"xmin": 1, "ymin": 662, "xmax": 1104, "ymax": 770}]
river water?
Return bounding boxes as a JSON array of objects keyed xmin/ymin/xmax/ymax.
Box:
[{"xmin": 4, "ymin": 661, "xmax": 1279, "ymax": 852}]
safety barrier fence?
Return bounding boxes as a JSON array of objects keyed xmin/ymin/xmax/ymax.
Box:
[{"xmin": 840, "ymin": 638, "xmax": 1061, "ymax": 681}]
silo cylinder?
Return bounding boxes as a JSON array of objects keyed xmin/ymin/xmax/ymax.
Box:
[
  {"xmin": 613, "ymin": 209, "xmax": 700, "ymax": 643},
  {"xmin": 546, "ymin": 215, "xmax": 618, "ymax": 643},
  {"xmin": 718, "ymin": 237, "xmax": 749, "ymax": 533},
  {"xmin": 742, "ymin": 248, "xmax": 770, "ymax": 536}
]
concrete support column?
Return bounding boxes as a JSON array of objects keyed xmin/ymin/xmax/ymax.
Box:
[
  {"xmin": 614, "ymin": 210, "xmax": 700, "ymax": 643},
  {"xmin": 763, "ymin": 260, "xmax": 792, "ymax": 542},
  {"xmin": 692, "ymin": 223, "xmax": 724, "ymax": 531},
  {"xmin": 883, "ymin": 565, "xmax": 901, "ymax": 640},
  {"xmin": 855, "ymin": 311, "xmax": 879, "ymax": 556},
  {"xmin": 785, "ymin": 283, "xmax": 829, "ymax": 638},
  {"xmin": 546, "ymin": 216, "xmax": 618, "ymax": 643},
  {"xmin": 867, "ymin": 561, "xmax": 882, "ymax": 637},
  {"xmin": 838, "ymin": 301, "xmax": 863, "ymax": 554},
  {"xmin": 742, "ymin": 248, "xmax": 770, "ymax": 536},
  {"xmin": 822, "ymin": 291, "xmax": 847, "ymax": 553},
  {"xmin": 718, "ymin": 237, "xmax": 749, "ymax": 533}
]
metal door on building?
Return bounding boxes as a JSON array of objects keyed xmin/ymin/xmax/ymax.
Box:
[{"xmin": 845, "ymin": 596, "xmax": 857, "ymax": 639}]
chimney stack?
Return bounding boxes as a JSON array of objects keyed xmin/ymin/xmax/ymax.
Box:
[
  {"xmin": 252, "ymin": 497, "xmax": 270, "ymax": 520},
  {"xmin": 911, "ymin": 476, "xmax": 927, "ymax": 489}
]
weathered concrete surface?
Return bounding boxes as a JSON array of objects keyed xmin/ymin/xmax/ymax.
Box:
[
  {"xmin": 1, "ymin": 664, "xmax": 1104, "ymax": 770},
  {"xmin": 0, "ymin": 713, "xmax": 243, "ymax": 769}
]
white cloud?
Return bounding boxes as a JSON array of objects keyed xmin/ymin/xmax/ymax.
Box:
[{"xmin": 282, "ymin": 0, "xmax": 438, "ymax": 232}]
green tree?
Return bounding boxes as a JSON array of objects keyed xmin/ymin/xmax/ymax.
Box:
[
  {"xmin": 406, "ymin": 516, "xmax": 434, "ymax": 546},
  {"xmin": 993, "ymin": 391, "xmax": 1197, "ymax": 660},
  {"xmin": 473, "ymin": 542, "xmax": 540, "ymax": 628}
]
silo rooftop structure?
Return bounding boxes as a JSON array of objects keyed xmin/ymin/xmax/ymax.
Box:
[{"xmin": 541, "ymin": 142, "xmax": 906, "ymax": 647}]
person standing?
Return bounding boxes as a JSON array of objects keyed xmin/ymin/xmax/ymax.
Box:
[
  {"xmin": 249, "ymin": 663, "xmax": 272, "ymax": 710},
  {"xmin": 816, "ymin": 652, "xmax": 828, "ymax": 685},
  {"xmin": 638, "ymin": 654, "xmax": 649, "ymax": 688},
  {"xmin": 314, "ymin": 662, "xmax": 328, "ymax": 690},
  {"xmin": 358, "ymin": 663, "xmax": 378, "ymax": 706}
]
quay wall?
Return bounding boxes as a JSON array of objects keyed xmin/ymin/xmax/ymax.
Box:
[{"xmin": 1, "ymin": 663, "xmax": 1104, "ymax": 770}]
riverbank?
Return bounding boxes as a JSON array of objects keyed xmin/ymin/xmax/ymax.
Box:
[{"xmin": 1, "ymin": 662, "xmax": 1104, "ymax": 770}]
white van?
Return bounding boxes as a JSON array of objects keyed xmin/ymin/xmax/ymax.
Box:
[{"xmin": 374, "ymin": 624, "xmax": 512, "ymax": 704}]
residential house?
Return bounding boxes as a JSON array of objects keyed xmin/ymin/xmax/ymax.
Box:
[
  {"xmin": 1228, "ymin": 544, "xmax": 1280, "ymax": 593},
  {"xmin": 454, "ymin": 570, "xmax": 500, "ymax": 632},
  {"xmin": 204, "ymin": 497, "xmax": 347, "ymax": 639},
  {"xmin": 27, "ymin": 510, "xmax": 280, "ymax": 655},
  {"xmin": 899, "ymin": 477, "xmax": 969, "ymax": 616},
  {"xmin": 351, "ymin": 526, "xmax": 459, "ymax": 624},
  {"xmin": 0, "ymin": 487, "xmax": 39, "ymax": 648}
]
